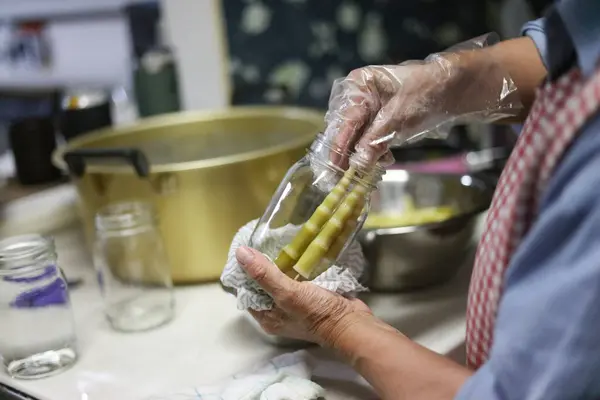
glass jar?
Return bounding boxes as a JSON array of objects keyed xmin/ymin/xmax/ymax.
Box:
[
  {"xmin": 0, "ymin": 234, "xmax": 78, "ymax": 379},
  {"xmin": 93, "ymin": 201, "xmax": 175, "ymax": 332},
  {"xmin": 249, "ymin": 134, "xmax": 385, "ymax": 280}
]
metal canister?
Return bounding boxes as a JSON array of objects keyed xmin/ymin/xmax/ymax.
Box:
[{"xmin": 59, "ymin": 89, "xmax": 112, "ymax": 142}]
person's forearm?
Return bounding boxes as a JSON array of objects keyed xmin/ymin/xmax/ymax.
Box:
[
  {"xmin": 443, "ymin": 36, "xmax": 547, "ymax": 124},
  {"xmin": 480, "ymin": 36, "xmax": 547, "ymax": 121},
  {"xmin": 329, "ymin": 314, "xmax": 472, "ymax": 400}
]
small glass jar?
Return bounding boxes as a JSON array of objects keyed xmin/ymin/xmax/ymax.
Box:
[
  {"xmin": 249, "ymin": 134, "xmax": 384, "ymax": 280},
  {"xmin": 93, "ymin": 201, "xmax": 175, "ymax": 332},
  {"xmin": 0, "ymin": 234, "xmax": 78, "ymax": 379}
]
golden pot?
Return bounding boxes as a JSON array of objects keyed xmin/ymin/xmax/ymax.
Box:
[{"xmin": 53, "ymin": 106, "xmax": 324, "ymax": 283}]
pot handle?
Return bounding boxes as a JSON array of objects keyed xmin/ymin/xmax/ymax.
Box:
[{"xmin": 63, "ymin": 148, "xmax": 150, "ymax": 178}]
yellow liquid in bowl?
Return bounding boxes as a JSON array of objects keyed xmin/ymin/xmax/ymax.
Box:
[{"xmin": 363, "ymin": 197, "xmax": 458, "ymax": 229}]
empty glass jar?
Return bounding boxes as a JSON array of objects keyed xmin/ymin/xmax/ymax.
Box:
[
  {"xmin": 0, "ymin": 234, "xmax": 78, "ymax": 379},
  {"xmin": 249, "ymin": 134, "xmax": 384, "ymax": 280},
  {"xmin": 93, "ymin": 201, "xmax": 175, "ymax": 332}
]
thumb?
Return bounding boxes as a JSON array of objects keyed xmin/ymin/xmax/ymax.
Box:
[{"xmin": 236, "ymin": 247, "xmax": 296, "ymax": 299}]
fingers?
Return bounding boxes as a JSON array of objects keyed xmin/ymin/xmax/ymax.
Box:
[
  {"xmin": 327, "ymin": 69, "xmax": 380, "ymax": 168},
  {"xmin": 329, "ymin": 106, "xmax": 369, "ymax": 169},
  {"xmin": 378, "ymin": 150, "xmax": 395, "ymax": 167},
  {"xmin": 248, "ymin": 307, "xmax": 287, "ymax": 324},
  {"xmin": 248, "ymin": 307, "xmax": 289, "ymax": 335},
  {"xmin": 236, "ymin": 247, "xmax": 296, "ymax": 299},
  {"xmin": 354, "ymin": 100, "xmax": 399, "ymax": 163}
]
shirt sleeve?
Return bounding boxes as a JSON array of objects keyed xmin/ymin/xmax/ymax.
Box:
[
  {"xmin": 456, "ymin": 115, "xmax": 600, "ymax": 399},
  {"xmin": 521, "ymin": 17, "xmax": 549, "ymax": 69}
]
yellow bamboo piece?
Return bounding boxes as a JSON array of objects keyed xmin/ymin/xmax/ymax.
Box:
[
  {"xmin": 293, "ymin": 182, "xmax": 369, "ymax": 278},
  {"xmin": 326, "ymin": 203, "xmax": 364, "ymax": 260},
  {"xmin": 273, "ymin": 167, "xmax": 356, "ymax": 271},
  {"xmin": 307, "ymin": 202, "xmax": 365, "ymax": 280}
]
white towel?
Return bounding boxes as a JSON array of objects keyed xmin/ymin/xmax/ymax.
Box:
[
  {"xmin": 146, "ymin": 351, "xmax": 325, "ymax": 400},
  {"xmin": 220, "ymin": 219, "xmax": 367, "ymax": 311}
]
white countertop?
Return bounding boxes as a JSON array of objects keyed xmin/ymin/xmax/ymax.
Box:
[{"xmin": 0, "ymin": 186, "xmax": 474, "ymax": 400}]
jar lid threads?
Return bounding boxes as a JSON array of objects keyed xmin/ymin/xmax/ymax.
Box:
[
  {"xmin": 0, "ymin": 234, "xmax": 56, "ymax": 273},
  {"xmin": 308, "ymin": 133, "xmax": 385, "ymax": 189}
]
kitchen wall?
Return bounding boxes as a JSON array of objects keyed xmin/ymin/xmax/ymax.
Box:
[
  {"xmin": 0, "ymin": 0, "xmax": 135, "ymax": 90},
  {"xmin": 222, "ymin": 0, "xmax": 505, "ymax": 109},
  {"xmin": 0, "ymin": 0, "xmax": 548, "ymax": 112},
  {"xmin": 0, "ymin": 0, "xmax": 229, "ymax": 112},
  {"xmin": 160, "ymin": 0, "xmax": 229, "ymax": 110}
]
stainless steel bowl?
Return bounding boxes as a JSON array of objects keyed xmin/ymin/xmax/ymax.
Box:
[{"xmin": 359, "ymin": 170, "xmax": 493, "ymax": 292}]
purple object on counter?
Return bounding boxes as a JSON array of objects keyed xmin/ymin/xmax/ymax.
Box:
[
  {"xmin": 4, "ymin": 265, "xmax": 68, "ymax": 308},
  {"xmin": 10, "ymin": 278, "xmax": 68, "ymax": 308}
]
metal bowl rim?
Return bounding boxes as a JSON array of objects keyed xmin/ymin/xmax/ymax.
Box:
[
  {"xmin": 362, "ymin": 172, "xmax": 492, "ymax": 236},
  {"xmin": 52, "ymin": 106, "xmax": 324, "ymax": 174}
]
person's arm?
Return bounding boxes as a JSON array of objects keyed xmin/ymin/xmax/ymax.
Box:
[
  {"xmin": 447, "ymin": 36, "xmax": 548, "ymax": 124},
  {"xmin": 330, "ymin": 115, "xmax": 600, "ymax": 400},
  {"xmin": 483, "ymin": 36, "xmax": 548, "ymax": 120},
  {"xmin": 487, "ymin": 17, "xmax": 549, "ymax": 121},
  {"xmin": 331, "ymin": 313, "xmax": 472, "ymax": 399}
]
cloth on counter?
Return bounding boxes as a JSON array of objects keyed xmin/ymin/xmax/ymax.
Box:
[
  {"xmin": 147, "ymin": 350, "xmax": 325, "ymax": 400},
  {"xmin": 221, "ymin": 219, "xmax": 367, "ymax": 311}
]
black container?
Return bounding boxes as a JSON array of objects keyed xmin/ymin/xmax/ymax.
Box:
[
  {"xmin": 8, "ymin": 117, "xmax": 62, "ymax": 185},
  {"xmin": 59, "ymin": 90, "xmax": 112, "ymax": 141}
]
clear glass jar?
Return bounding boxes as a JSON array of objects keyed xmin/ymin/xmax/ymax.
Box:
[
  {"xmin": 0, "ymin": 234, "xmax": 78, "ymax": 379},
  {"xmin": 93, "ymin": 201, "xmax": 175, "ymax": 332},
  {"xmin": 249, "ymin": 134, "xmax": 384, "ymax": 280}
]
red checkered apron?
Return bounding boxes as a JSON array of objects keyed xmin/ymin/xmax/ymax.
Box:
[{"xmin": 466, "ymin": 66, "xmax": 600, "ymax": 369}]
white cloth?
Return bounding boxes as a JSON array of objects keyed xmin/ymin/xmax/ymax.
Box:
[
  {"xmin": 221, "ymin": 219, "xmax": 367, "ymax": 311},
  {"xmin": 147, "ymin": 351, "xmax": 325, "ymax": 400}
]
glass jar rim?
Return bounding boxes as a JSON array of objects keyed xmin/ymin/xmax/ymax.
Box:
[
  {"xmin": 0, "ymin": 234, "xmax": 56, "ymax": 275},
  {"xmin": 309, "ymin": 133, "xmax": 386, "ymax": 187},
  {"xmin": 95, "ymin": 200, "xmax": 155, "ymax": 232}
]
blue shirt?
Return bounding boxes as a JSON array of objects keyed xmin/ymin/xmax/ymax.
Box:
[{"xmin": 456, "ymin": 1, "xmax": 600, "ymax": 399}]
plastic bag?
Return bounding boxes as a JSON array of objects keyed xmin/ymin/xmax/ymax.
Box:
[{"xmin": 323, "ymin": 32, "xmax": 522, "ymax": 166}]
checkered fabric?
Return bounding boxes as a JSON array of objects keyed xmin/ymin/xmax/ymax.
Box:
[{"xmin": 466, "ymin": 66, "xmax": 600, "ymax": 369}]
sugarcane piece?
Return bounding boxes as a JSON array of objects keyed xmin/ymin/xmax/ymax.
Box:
[
  {"xmin": 273, "ymin": 166, "xmax": 356, "ymax": 271},
  {"xmin": 293, "ymin": 182, "xmax": 369, "ymax": 278}
]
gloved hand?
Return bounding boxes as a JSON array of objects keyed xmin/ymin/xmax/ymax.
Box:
[{"xmin": 323, "ymin": 33, "xmax": 522, "ymax": 167}]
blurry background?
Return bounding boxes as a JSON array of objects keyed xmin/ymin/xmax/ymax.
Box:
[{"xmin": 0, "ymin": 0, "xmax": 551, "ymax": 193}]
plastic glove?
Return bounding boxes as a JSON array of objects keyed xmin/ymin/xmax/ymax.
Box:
[{"xmin": 323, "ymin": 33, "xmax": 522, "ymax": 166}]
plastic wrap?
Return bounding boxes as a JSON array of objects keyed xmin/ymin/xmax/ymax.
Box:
[{"xmin": 324, "ymin": 33, "xmax": 522, "ymax": 165}]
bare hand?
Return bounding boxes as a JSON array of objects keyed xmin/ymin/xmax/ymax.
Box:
[{"xmin": 236, "ymin": 246, "xmax": 371, "ymax": 346}]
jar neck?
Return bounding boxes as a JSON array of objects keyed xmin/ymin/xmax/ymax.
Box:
[
  {"xmin": 95, "ymin": 201, "xmax": 155, "ymax": 233},
  {"xmin": 0, "ymin": 234, "xmax": 57, "ymax": 274},
  {"xmin": 308, "ymin": 133, "xmax": 385, "ymax": 188}
]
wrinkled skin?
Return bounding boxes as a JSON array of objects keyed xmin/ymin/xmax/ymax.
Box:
[{"xmin": 237, "ymin": 247, "xmax": 371, "ymax": 345}]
